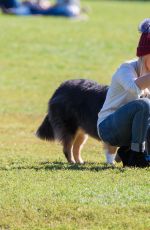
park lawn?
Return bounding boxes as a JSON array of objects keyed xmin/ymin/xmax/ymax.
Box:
[{"xmin": 0, "ymin": 0, "xmax": 150, "ymax": 229}]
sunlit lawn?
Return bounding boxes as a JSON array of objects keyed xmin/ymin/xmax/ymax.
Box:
[{"xmin": 0, "ymin": 1, "xmax": 150, "ymax": 229}]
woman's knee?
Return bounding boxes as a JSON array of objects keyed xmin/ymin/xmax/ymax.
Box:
[{"xmin": 136, "ymin": 98, "xmax": 150, "ymax": 113}]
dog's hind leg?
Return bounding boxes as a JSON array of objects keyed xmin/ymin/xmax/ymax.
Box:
[
  {"xmin": 62, "ymin": 137, "xmax": 76, "ymax": 164},
  {"xmin": 72, "ymin": 129, "xmax": 88, "ymax": 164}
]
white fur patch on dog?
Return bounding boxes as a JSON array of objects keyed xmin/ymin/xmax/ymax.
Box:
[{"xmin": 106, "ymin": 152, "xmax": 116, "ymax": 164}]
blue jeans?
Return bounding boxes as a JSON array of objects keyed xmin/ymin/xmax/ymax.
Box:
[
  {"xmin": 98, "ymin": 98, "xmax": 150, "ymax": 152},
  {"xmin": 30, "ymin": 5, "xmax": 78, "ymax": 17}
]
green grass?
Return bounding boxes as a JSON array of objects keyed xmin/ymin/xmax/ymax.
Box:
[{"xmin": 0, "ymin": 1, "xmax": 150, "ymax": 229}]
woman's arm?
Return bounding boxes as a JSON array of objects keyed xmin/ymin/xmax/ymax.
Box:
[{"xmin": 135, "ymin": 73, "xmax": 150, "ymax": 90}]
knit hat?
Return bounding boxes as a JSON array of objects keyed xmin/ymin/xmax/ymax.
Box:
[{"xmin": 137, "ymin": 18, "xmax": 150, "ymax": 57}]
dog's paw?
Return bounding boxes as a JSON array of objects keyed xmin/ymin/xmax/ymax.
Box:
[
  {"xmin": 75, "ymin": 159, "xmax": 84, "ymax": 164},
  {"xmin": 106, "ymin": 153, "xmax": 116, "ymax": 164}
]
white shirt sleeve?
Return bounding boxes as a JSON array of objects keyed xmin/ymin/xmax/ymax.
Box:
[{"xmin": 114, "ymin": 63, "xmax": 143, "ymax": 97}]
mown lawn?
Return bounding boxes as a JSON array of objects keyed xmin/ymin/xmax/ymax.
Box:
[{"xmin": 0, "ymin": 1, "xmax": 150, "ymax": 229}]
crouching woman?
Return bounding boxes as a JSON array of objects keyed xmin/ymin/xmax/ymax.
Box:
[{"xmin": 97, "ymin": 18, "xmax": 150, "ymax": 167}]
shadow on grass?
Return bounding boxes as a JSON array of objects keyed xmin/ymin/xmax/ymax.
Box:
[{"xmin": 0, "ymin": 161, "xmax": 125, "ymax": 172}]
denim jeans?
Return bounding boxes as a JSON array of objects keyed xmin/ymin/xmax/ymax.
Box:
[
  {"xmin": 98, "ymin": 98, "xmax": 150, "ymax": 152},
  {"xmin": 30, "ymin": 5, "xmax": 78, "ymax": 17}
]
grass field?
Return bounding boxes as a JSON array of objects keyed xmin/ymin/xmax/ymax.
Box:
[{"xmin": 0, "ymin": 1, "xmax": 150, "ymax": 229}]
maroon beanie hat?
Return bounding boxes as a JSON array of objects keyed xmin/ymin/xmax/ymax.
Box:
[{"xmin": 137, "ymin": 18, "xmax": 150, "ymax": 57}]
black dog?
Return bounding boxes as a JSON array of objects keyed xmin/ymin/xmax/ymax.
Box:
[
  {"xmin": 36, "ymin": 79, "xmax": 150, "ymax": 167},
  {"xmin": 36, "ymin": 79, "xmax": 108, "ymax": 163}
]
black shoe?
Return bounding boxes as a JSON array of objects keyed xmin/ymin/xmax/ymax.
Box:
[
  {"xmin": 128, "ymin": 151, "xmax": 150, "ymax": 168},
  {"xmin": 116, "ymin": 146, "xmax": 131, "ymax": 167}
]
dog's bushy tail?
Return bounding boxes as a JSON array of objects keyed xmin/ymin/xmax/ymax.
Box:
[{"xmin": 36, "ymin": 115, "xmax": 54, "ymax": 141}]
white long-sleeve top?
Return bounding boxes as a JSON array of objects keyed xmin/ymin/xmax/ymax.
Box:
[{"xmin": 97, "ymin": 59, "xmax": 150, "ymax": 125}]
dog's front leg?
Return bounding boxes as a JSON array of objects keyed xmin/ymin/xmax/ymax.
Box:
[
  {"xmin": 103, "ymin": 143, "xmax": 117, "ymax": 164},
  {"xmin": 72, "ymin": 130, "xmax": 88, "ymax": 164}
]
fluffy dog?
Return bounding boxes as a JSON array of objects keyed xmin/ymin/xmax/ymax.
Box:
[{"xmin": 36, "ymin": 79, "xmax": 111, "ymax": 164}]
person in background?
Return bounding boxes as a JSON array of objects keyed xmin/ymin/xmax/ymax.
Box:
[
  {"xmin": 97, "ymin": 18, "xmax": 150, "ymax": 168},
  {"xmin": 0, "ymin": 0, "xmax": 85, "ymax": 18}
]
